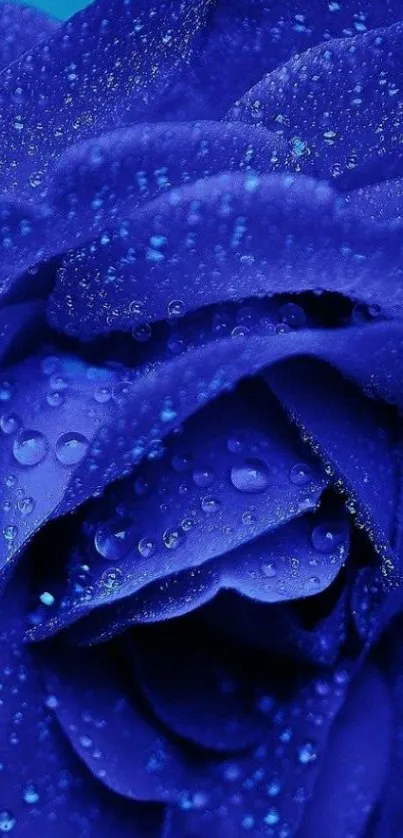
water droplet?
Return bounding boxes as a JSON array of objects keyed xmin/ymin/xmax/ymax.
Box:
[
  {"xmin": 94, "ymin": 519, "xmax": 133, "ymax": 561},
  {"xmin": 193, "ymin": 468, "xmax": 214, "ymax": 488},
  {"xmin": 297, "ymin": 740, "xmax": 318, "ymax": 765},
  {"xmin": 3, "ymin": 525, "xmax": 17, "ymax": 543},
  {"xmin": 311, "ymin": 522, "xmax": 346, "ymax": 553},
  {"xmin": 278, "ymin": 302, "xmax": 306, "ymax": 328},
  {"xmin": 0, "ymin": 382, "xmax": 12, "ymax": 402},
  {"xmin": 264, "ymin": 808, "xmax": 280, "ymax": 826},
  {"xmin": 23, "ymin": 784, "xmax": 39, "ymax": 805},
  {"xmin": 39, "ymin": 591, "xmax": 55, "ymax": 607},
  {"xmin": 79, "ymin": 734, "xmax": 93, "ymax": 749},
  {"xmin": 138, "ymin": 537, "xmax": 156, "ymax": 558},
  {"xmin": 45, "ymin": 694, "xmax": 59, "ymax": 709},
  {"xmin": 55, "ymin": 432, "xmax": 89, "ymax": 466},
  {"xmin": 100, "ymin": 567, "xmax": 123, "ymax": 591},
  {"xmin": 163, "ymin": 528, "xmax": 185, "ymax": 550},
  {"xmin": 160, "ymin": 404, "xmax": 177, "ymax": 423},
  {"xmin": 17, "ymin": 496, "xmax": 35, "ymax": 515},
  {"xmin": 0, "ymin": 812, "xmax": 16, "ymax": 832},
  {"xmin": 230, "ymin": 458, "xmax": 270, "ymax": 494},
  {"xmin": 46, "ymin": 391, "xmax": 65, "ymax": 407},
  {"xmin": 13, "ymin": 430, "xmax": 48, "ymax": 467},
  {"xmin": 171, "ymin": 453, "xmax": 193, "ymax": 473},
  {"xmin": 289, "ymin": 463, "xmax": 314, "ymax": 486},
  {"xmin": 0, "ymin": 413, "xmax": 20, "ymax": 434},
  {"xmin": 94, "ymin": 386, "xmax": 112, "ymax": 404},
  {"xmin": 167, "ymin": 299, "xmax": 185, "ymax": 318},
  {"xmin": 201, "ymin": 496, "xmax": 221, "ymax": 513},
  {"xmin": 132, "ymin": 323, "xmax": 152, "ymax": 342},
  {"xmin": 262, "ymin": 562, "xmax": 277, "ymax": 578}
]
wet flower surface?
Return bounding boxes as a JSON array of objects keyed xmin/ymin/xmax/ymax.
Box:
[{"xmin": 0, "ymin": 0, "xmax": 403, "ymax": 835}]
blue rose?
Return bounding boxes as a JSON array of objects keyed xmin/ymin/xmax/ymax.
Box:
[{"xmin": 0, "ymin": 0, "xmax": 403, "ymax": 835}]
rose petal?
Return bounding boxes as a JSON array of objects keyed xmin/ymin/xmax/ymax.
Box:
[
  {"xmin": 0, "ymin": 125, "xmax": 292, "ymax": 300},
  {"xmin": 0, "ymin": 3, "xmax": 59, "ymax": 69},
  {"xmin": 26, "ymin": 384, "xmax": 328, "ymax": 639},
  {"xmin": 47, "ymin": 173, "xmax": 402, "ymax": 340},
  {"xmin": 155, "ymin": 0, "xmax": 403, "ymax": 120},
  {"xmin": 30, "ymin": 503, "xmax": 349, "ymax": 643},
  {"xmin": 0, "ymin": 351, "xmax": 121, "ymax": 583},
  {"xmin": 266, "ymin": 358, "xmax": 398, "ymax": 568},
  {"xmin": 0, "ymin": 0, "xmax": 217, "ymax": 197},
  {"xmin": 299, "ymin": 665, "xmax": 392, "ymax": 837},
  {"xmin": 0, "ymin": 575, "xmax": 161, "ymax": 836},
  {"xmin": 163, "ymin": 661, "xmax": 354, "ymax": 836},
  {"xmin": 129, "ymin": 626, "xmax": 272, "ymax": 753},
  {"xmin": 0, "ymin": 301, "xmax": 45, "ymax": 366},
  {"xmin": 228, "ymin": 22, "xmax": 403, "ymax": 189},
  {"xmin": 3, "ymin": 323, "xmax": 401, "ymax": 588},
  {"xmin": 344, "ymin": 179, "xmax": 403, "ymax": 223},
  {"xmin": 368, "ymin": 619, "xmax": 403, "ymax": 837},
  {"xmin": 43, "ymin": 645, "xmax": 219, "ymax": 803}
]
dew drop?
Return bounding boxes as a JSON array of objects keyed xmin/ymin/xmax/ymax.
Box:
[
  {"xmin": 94, "ymin": 519, "xmax": 133, "ymax": 561},
  {"xmin": 132, "ymin": 323, "xmax": 152, "ymax": 342},
  {"xmin": 230, "ymin": 458, "xmax": 270, "ymax": 493},
  {"xmin": 201, "ymin": 496, "xmax": 221, "ymax": 514},
  {"xmin": 262, "ymin": 562, "xmax": 277, "ymax": 578},
  {"xmin": 55, "ymin": 432, "xmax": 89, "ymax": 466},
  {"xmin": 278, "ymin": 302, "xmax": 306, "ymax": 328},
  {"xmin": 46, "ymin": 391, "xmax": 65, "ymax": 407},
  {"xmin": 17, "ymin": 496, "xmax": 35, "ymax": 515},
  {"xmin": 297, "ymin": 740, "xmax": 318, "ymax": 765},
  {"xmin": 193, "ymin": 468, "xmax": 214, "ymax": 488},
  {"xmin": 39, "ymin": 591, "xmax": 55, "ymax": 606},
  {"xmin": 0, "ymin": 382, "xmax": 12, "ymax": 402},
  {"xmin": 0, "ymin": 413, "xmax": 20, "ymax": 434},
  {"xmin": 100, "ymin": 568, "xmax": 123, "ymax": 591},
  {"xmin": 13, "ymin": 430, "xmax": 48, "ymax": 467},
  {"xmin": 167, "ymin": 299, "xmax": 185, "ymax": 318},
  {"xmin": 171, "ymin": 453, "xmax": 193, "ymax": 473},
  {"xmin": 311, "ymin": 522, "xmax": 346, "ymax": 553},
  {"xmin": 3, "ymin": 525, "xmax": 17, "ymax": 543},
  {"xmin": 94, "ymin": 385, "xmax": 112, "ymax": 404},
  {"xmin": 0, "ymin": 812, "xmax": 16, "ymax": 832},
  {"xmin": 22, "ymin": 784, "xmax": 39, "ymax": 805},
  {"xmin": 163, "ymin": 528, "xmax": 185, "ymax": 550},
  {"xmin": 289, "ymin": 462, "xmax": 313, "ymax": 486},
  {"xmin": 138, "ymin": 537, "xmax": 156, "ymax": 558},
  {"xmin": 264, "ymin": 808, "xmax": 280, "ymax": 826}
]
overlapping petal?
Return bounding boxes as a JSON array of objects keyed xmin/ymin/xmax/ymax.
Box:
[
  {"xmin": 0, "ymin": 575, "xmax": 161, "ymax": 836},
  {"xmin": 46, "ymin": 173, "xmax": 403, "ymax": 340},
  {"xmin": 228, "ymin": 22, "xmax": 403, "ymax": 190},
  {"xmin": 0, "ymin": 3, "xmax": 59, "ymax": 69}
]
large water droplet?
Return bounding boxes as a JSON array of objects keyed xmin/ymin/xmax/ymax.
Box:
[
  {"xmin": 3, "ymin": 525, "xmax": 17, "ymax": 543},
  {"xmin": 22, "ymin": 784, "xmax": 39, "ymax": 805},
  {"xmin": 0, "ymin": 811, "xmax": 16, "ymax": 832},
  {"xmin": 289, "ymin": 462, "xmax": 313, "ymax": 486},
  {"xmin": 193, "ymin": 468, "xmax": 214, "ymax": 488},
  {"xmin": 13, "ymin": 430, "xmax": 48, "ymax": 466},
  {"xmin": 55, "ymin": 432, "xmax": 89, "ymax": 466},
  {"xmin": 138, "ymin": 537, "xmax": 156, "ymax": 558},
  {"xmin": 100, "ymin": 567, "xmax": 123, "ymax": 592},
  {"xmin": 230, "ymin": 458, "xmax": 270, "ymax": 493},
  {"xmin": 0, "ymin": 413, "xmax": 20, "ymax": 434},
  {"xmin": 163, "ymin": 528, "xmax": 185, "ymax": 550},
  {"xmin": 311, "ymin": 522, "xmax": 346, "ymax": 553},
  {"xmin": 278, "ymin": 302, "xmax": 306, "ymax": 328},
  {"xmin": 168, "ymin": 299, "xmax": 185, "ymax": 318},
  {"xmin": 297, "ymin": 740, "xmax": 318, "ymax": 765},
  {"xmin": 17, "ymin": 496, "xmax": 35, "ymax": 515},
  {"xmin": 94, "ymin": 519, "xmax": 133, "ymax": 561},
  {"xmin": 201, "ymin": 496, "xmax": 221, "ymax": 514}
]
